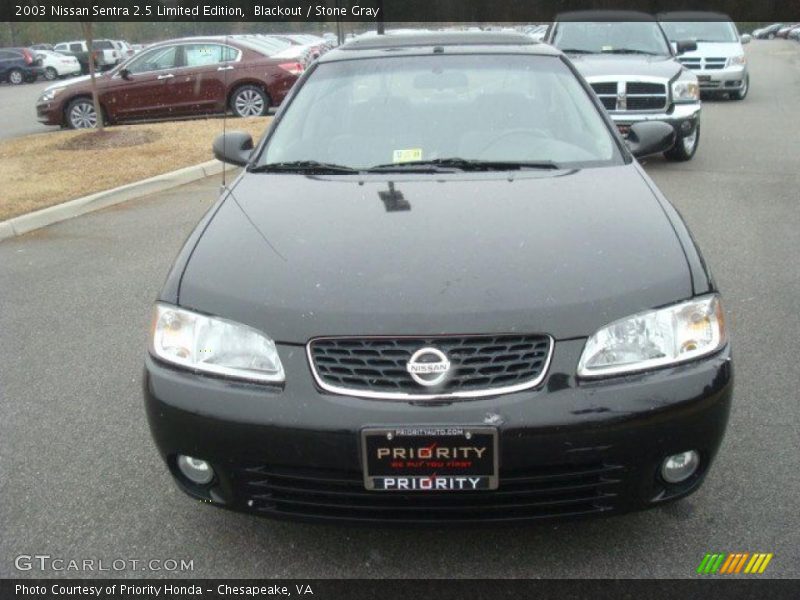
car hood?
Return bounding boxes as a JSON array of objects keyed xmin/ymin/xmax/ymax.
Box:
[
  {"xmin": 568, "ymin": 54, "xmax": 683, "ymax": 80},
  {"xmin": 677, "ymin": 42, "xmax": 743, "ymax": 58},
  {"xmin": 43, "ymin": 73, "xmax": 104, "ymax": 93},
  {"xmin": 177, "ymin": 165, "xmax": 693, "ymax": 343}
]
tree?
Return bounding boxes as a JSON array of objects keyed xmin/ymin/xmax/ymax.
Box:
[{"xmin": 79, "ymin": 20, "xmax": 103, "ymax": 131}]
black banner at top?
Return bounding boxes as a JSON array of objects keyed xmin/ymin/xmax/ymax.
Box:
[{"xmin": 3, "ymin": 0, "xmax": 800, "ymax": 22}]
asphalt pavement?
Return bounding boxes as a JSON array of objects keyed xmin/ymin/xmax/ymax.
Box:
[
  {"xmin": 1, "ymin": 40, "xmax": 799, "ymax": 579},
  {"xmin": 0, "ymin": 79, "xmax": 60, "ymax": 141}
]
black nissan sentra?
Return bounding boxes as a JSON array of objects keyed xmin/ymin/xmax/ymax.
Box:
[{"xmin": 144, "ymin": 32, "xmax": 732, "ymax": 523}]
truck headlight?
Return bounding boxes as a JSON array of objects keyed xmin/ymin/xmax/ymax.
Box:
[
  {"xmin": 727, "ymin": 55, "xmax": 746, "ymax": 67},
  {"xmin": 149, "ymin": 303, "xmax": 284, "ymax": 383},
  {"xmin": 671, "ymin": 79, "xmax": 700, "ymax": 103},
  {"xmin": 577, "ymin": 295, "xmax": 727, "ymax": 378}
]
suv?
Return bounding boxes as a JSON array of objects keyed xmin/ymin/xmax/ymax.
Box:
[
  {"xmin": 659, "ymin": 12, "xmax": 750, "ymax": 100},
  {"xmin": 0, "ymin": 47, "xmax": 44, "ymax": 84},
  {"xmin": 546, "ymin": 12, "xmax": 702, "ymax": 161},
  {"xmin": 53, "ymin": 40, "xmax": 117, "ymax": 73}
]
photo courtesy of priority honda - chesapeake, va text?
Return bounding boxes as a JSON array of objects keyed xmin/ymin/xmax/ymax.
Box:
[{"xmin": 144, "ymin": 31, "xmax": 732, "ymax": 524}]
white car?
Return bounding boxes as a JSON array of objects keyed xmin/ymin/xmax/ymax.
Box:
[{"xmin": 35, "ymin": 50, "xmax": 81, "ymax": 80}]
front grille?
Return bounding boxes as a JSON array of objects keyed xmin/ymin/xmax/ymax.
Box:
[
  {"xmin": 588, "ymin": 80, "xmax": 667, "ymax": 112},
  {"xmin": 308, "ymin": 334, "xmax": 552, "ymax": 399},
  {"xmin": 235, "ymin": 462, "xmax": 625, "ymax": 522},
  {"xmin": 679, "ymin": 57, "xmax": 726, "ymax": 70}
]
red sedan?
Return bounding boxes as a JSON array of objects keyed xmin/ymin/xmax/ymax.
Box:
[{"xmin": 36, "ymin": 37, "xmax": 302, "ymax": 129}]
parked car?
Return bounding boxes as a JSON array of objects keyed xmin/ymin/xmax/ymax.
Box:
[
  {"xmin": 789, "ymin": 26, "xmax": 800, "ymax": 41},
  {"xmin": 776, "ymin": 24, "xmax": 800, "ymax": 38},
  {"xmin": 144, "ymin": 31, "xmax": 732, "ymax": 524},
  {"xmin": 34, "ymin": 49, "xmax": 82, "ymax": 80},
  {"xmin": 659, "ymin": 12, "xmax": 750, "ymax": 100},
  {"xmin": 53, "ymin": 40, "xmax": 116, "ymax": 74},
  {"xmin": 546, "ymin": 12, "xmax": 702, "ymax": 161},
  {"xmin": 37, "ymin": 37, "xmax": 300, "ymax": 129},
  {"xmin": 0, "ymin": 47, "xmax": 44, "ymax": 84},
  {"xmin": 234, "ymin": 35, "xmax": 311, "ymax": 70},
  {"xmin": 752, "ymin": 23, "xmax": 783, "ymax": 39}
]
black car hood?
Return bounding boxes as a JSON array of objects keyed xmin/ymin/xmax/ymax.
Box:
[
  {"xmin": 569, "ymin": 54, "xmax": 683, "ymax": 80},
  {"xmin": 177, "ymin": 165, "xmax": 692, "ymax": 343}
]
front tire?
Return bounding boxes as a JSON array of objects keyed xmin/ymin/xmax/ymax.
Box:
[
  {"xmin": 664, "ymin": 123, "xmax": 700, "ymax": 162},
  {"xmin": 65, "ymin": 98, "xmax": 98, "ymax": 129},
  {"xmin": 230, "ymin": 85, "xmax": 269, "ymax": 118},
  {"xmin": 731, "ymin": 74, "xmax": 749, "ymax": 100},
  {"xmin": 44, "ymin": 67, "xmax": 58, "ymax": 81},
  {"xmin": 8, "ymin": 68, "xmax": 23, "ymax": 85}
]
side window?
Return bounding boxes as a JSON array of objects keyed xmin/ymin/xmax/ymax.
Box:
[
  {"xmin": 69, "ymin": 43, "xmax": 83, "ymax": 53},
  {"xmin": 126, "ymin": 46, "xmax": 179, "ymax": 74},
  {"xmin": 54, "ymin": 44, "xmax": 67, "ymax": 51},
  {"xmin": 184, "ymin": 44, "xmax": 238, "ymax": 68}
]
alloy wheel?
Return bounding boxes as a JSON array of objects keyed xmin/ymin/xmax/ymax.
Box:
[
  {"xmin": 44, "ymin": 67, "xmax": 57, "ymax": 81},
  {"xmin": 69, "ymin": 101, "xmax": 97, "ymax": 129},
  {"xmin": 9, "ymin": 70, "xmax": 23, "ymax": 85},
  {"xmin": 234, "ymin": 89, "xmax": 265, "ymax": 117}
]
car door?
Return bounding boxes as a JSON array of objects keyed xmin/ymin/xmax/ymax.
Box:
[
  {"xmin": 178, "ymin": 43, "xmax": 240, "ymax": 114},
  {"xmin": 104, "ymin": 44, "xmax": 183, "ymax": 120}
]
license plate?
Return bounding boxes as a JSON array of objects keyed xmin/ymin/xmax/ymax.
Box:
[
  {"xmin": 697, "ymin": 75, "xmax": 711, "ymax": 82},
  {"xmin": 361, "ymin": 426, "xmax": 498, "ymax": 491}
]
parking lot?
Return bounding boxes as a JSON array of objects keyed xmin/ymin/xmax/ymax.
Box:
[
  {"xmin": 0, "ymin": 79, "xmax": 59, "ymax": 141},
  {"xmin": 1, "ymin": 40, "xmax": 799, "ymax": 578}
]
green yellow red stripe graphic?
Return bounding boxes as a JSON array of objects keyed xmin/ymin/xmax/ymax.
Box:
[{"xmin": 697, "ymin": 552, "xmax": 773, "ymax": 574}]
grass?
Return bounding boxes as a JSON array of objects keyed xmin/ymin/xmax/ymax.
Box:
[{"xmin": 0, "ymin": 116, "xmax": 271, "ymax": 221}]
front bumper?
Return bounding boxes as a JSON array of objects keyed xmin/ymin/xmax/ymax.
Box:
[
  {"xmin": 694, "ymin": 66, "xmax": 748, "ymax": 91},
  {"xmin": 608, "ymin": 103, "xmax": 701, "ymax": 142},
  {"xmin": 144, "ymin": 340, "xmax": 733, "ymax": 524},
  {"xmin": 36, "ymin": 100, "xmax": 64, "ymax": 125}
]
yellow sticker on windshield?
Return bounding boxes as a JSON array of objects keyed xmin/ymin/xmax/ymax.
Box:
[{"xmin": 392, "ymin": 148, "xmax": 422, "ymax": 163}]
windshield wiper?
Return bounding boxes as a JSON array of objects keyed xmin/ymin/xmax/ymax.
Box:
[
  {"xmin": 601, "ymin": 48, "xmax": 661, "ymax": 56},
  {"xmin": 560, "ymin": 48, "xmax": 596, "ymax": 54},
  {"xmin": 367, "ymin": 158, "xmax": 561, "ymax": 172},
  {"xmin": 248, "ymin": 160, "xmax": 360, "ymax": 174}
]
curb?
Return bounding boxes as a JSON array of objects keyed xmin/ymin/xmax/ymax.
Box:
[{"xmin": 0, "ymin": 159, "xmax": 232, "ymax": 242}]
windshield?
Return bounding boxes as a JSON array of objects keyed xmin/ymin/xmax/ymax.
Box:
[
  {"xmin": 660, "ymin": 21, "xmax": 739, "ymax": 43},
  {"xmin": 257, "ymin": 54, "xmax": 621, "ymax": 171},
  {"xmin": 552, "ymin": 21, "xmax": 672, "ymax": 56}
]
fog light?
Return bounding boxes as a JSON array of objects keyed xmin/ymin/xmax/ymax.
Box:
[
  {"xmin": 177, "ymin": 455, "xmax": 214, "ymax": 485},
  {"xmin": 681, "ymin": 120, "xmax": 693, "ymax": 133},
  {"xmin": 661, "ymin": 451, "xmax": 700, "ymax": 484}
]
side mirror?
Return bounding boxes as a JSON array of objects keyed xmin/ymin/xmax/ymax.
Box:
[
  {"xmin": 625, "ymin": 121, "xmax": 676, "ymax": 158},
  {"xmin": 740, "ymin": 34, "xmax": 752, "ymax": 44},
  {"xmin": 212, "ymin": 131, "xmax": 254, "ymax": 166},
  {"xmin": 675, "ymin": 40, "xmax": 698, "ymax": 55},
  {"xmin": 120, "ymin": 68, "xmax": 132, "ymax": 80}
]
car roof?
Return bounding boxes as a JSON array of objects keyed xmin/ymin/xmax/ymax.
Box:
[{"xmin": 319, "ymin": 31, "xmax": 560, "ymax": 62}]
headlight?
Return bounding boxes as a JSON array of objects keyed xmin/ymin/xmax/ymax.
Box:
[
  {"xmin": 727, "ymin": 55, "xmax": 746, "ymax": 67},
  {"xmin": 671, "ymin": 79, "xmax": 700, "ymax": 103},
  {"xmin": 149, "ymin": 303, "xmax": 284, "ymax": 383},
  {"xmin": 39, "ymin": 87, "xmax": 64, "ymax": 102},
  {"xmin": 577, "ymin": 295, "xmax": 727, "ymax": 378}
]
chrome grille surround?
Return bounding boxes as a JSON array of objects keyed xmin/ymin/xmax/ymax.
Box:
[{"xmin": 306, "ymin": 334, "xmax": 554, "ymax": 401}]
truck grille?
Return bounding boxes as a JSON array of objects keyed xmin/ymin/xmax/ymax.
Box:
[
  {"xmin": 308, "ymin": 334, "xmax": 552, "ymax": 399},
  {"xmin": 235, "ymin": 462, "xmax": 625, "ymax": 523},
  {"xmin": 590, "ymin": 80, "xmax": 668, "ymax": 112}
]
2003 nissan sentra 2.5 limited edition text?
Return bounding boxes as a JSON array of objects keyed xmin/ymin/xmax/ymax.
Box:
[{"xmin": 144, "ymin": 32, "xmax": 732, "ymax": 524}]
